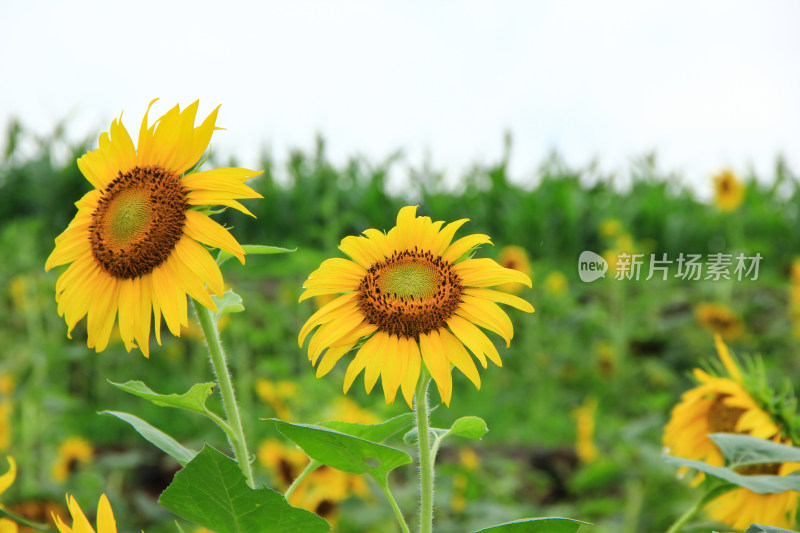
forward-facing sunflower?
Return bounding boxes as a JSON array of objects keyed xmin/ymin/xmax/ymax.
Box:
[
  {"xmin": 298, "ymin": 206, "xmax": 534, "ymax": 407},
  {"xmin": 712, "ymin": 169, "xmax": 744, "ymax": 211},
  {"xmin": 45, "ymin": 101, "xmax": 262, "ymax": 356},
  {"xmin": 663, "ymin": 336, "xmax": 800, "ymax": 530}
]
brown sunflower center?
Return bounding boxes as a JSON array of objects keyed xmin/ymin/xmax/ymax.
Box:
[
  {"xmin": 736, "ymin": 462, "xmax": 782, "ymax": 476},
  {"xmin": 357, "ymin": 249, "xmax": 463, "ymax": 339},
  {"xmin": 90, "ymin": 166, "xmax": 188, "ymax": 279},
  {"xmin": 706, "ymin": 395, "xmax": 746, "ymax": 433}
]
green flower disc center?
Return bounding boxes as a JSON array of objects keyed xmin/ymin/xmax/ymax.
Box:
[
  {"xmin": 378, "ymin": 259, "xmax": 439, "ymax": 299},
  {"xmin": 106, "ymin": 189, "xmax": 152, "ymax": 245}
]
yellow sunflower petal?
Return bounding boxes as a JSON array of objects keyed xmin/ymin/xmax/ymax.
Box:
[
  {"xmin": 419, "ymin": 330, "xmax": 452, "ymax": 406},
  {"xmin": 299, "ymin": 293, "xmax": 359, "ymax": 347},
  {"xmin": 96, "ymin": 495, "xmax": 116, "ymax": 533},
  {"xmin": 364, "ymin": 333, "xmax": 390, "ymax": 394},
  {"xmin": 64, "ymin": 495, "xmax": 95, "ymax": 533},
  {"xmin": 431, "ymin": 218, "xmax": 468, "ymax": 255},
  {"xmin": 401, "ymin": 338, "xmax": 422, "ymax": 408},
  {"xmin": 316, "ymin": 340, "xmax": 359, "ymax": 378},
  {"xmin": 463, "ymin": 288, "xmax": 534, "ymax": 313},
  {"xmin": 442, "ymin": 234, "xmax": 492, "ymax": 263},
  {"xmin": 184, "ymin": 209, "xmax": 245, "ymax": 264},
  {"xmin": 713, "ymin": 334, "xmax": 742, "ymax": 382},
  {"xmin": 439, "ymin": 328, "xmax": 481, "ymax": 389},
  {"xmin": 343, "ymin": 333, "xmax": 384, "ymax": 393},
  {"xmin": 0, "ymin": 457, "xmax": 16, "ymax": 495}
]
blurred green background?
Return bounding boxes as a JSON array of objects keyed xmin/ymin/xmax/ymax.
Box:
[{"xmin": 1, "ymin": 121, "xmax": 800, "ymax": 532}]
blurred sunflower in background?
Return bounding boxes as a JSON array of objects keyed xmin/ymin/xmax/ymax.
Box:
[
  {"xmin": 712, "ymin": 169, "xmax": 744, "ymax": 211},
  {"xmin": 663, "ymin": 336, "xmax": 800, "ymax": 529},
  {"xmin": 298, "ymin": 206, "xmax": 533, "ymax": 407},
  {"xmin": 257, "ymin": 439, "xmax": 369, "ymax": 525},
  {"xmin": 694, "ymin": 302, "xmax": 743, "ymax": 340},
  {"xmin": 45, "ymin": 100, "xmax": 262, "ymax": 357},
  {"xmin": 51, "ymin": 438, "xmax": 93, "ymax": 483},
  {"xmin": 0, "ymin": 457, "xmax": 18, "ymax": 533},
  {"xmin": 496, "ymin": 245, "xmax": 532, "ymax": 294}
]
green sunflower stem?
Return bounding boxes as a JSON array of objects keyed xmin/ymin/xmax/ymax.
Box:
[
  {"xmin": 285, "ymin": 459, "xmax": 320, "ymax": 500},
  {"xmin": 415, "ymin": 370, "xmax": 435, "ymax": 533},
  {"xmin": 663, "ymin": 496, "xmax": 703, "ymax": 533},
  {"xmin": 192, "ymin": 300, "xmax": 256, "ymax": 489},
  {"xmin": 379, "ymin": 477, "xmax": 412, "ymax": 533}
]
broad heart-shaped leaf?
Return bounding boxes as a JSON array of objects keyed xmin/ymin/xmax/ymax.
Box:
[
  {"xmin": 267, "ymin": 419, "xmax": 412, "ymax": 480},
  {"xmin": 101, "ymin": 411, "xmax": 198, "ymax": 465},
  {"xmin": 472, "ymin": 517, "xmax": 588, "ymax": 532},
  {"xmin": 159, "ymin": 445, "xmax": 329, "ymax": 533},
  {"xmin": 662, "ymin": 454, "xmax": 800, "ymax": 494},
  {"xmin": 746, "ymin": 524, "xmax": 800, "ymax": 533},
  {"xmin": 217, "ymin": 244, "xmax": 296, "ymax": 265},
  {"xmin": 710, "ymin": 433, "xmax": 800, "ymax": 467},
  {"xmin": 211, "ymin": 290, "xmax": 245, "ymax": 322},
  {"xmin": 322, "ymin": 412, "xmax": 414, "ymax": 442},
  {"xmin": 109, "ymin": 380, "xmax": 215, "ymax": 415}
]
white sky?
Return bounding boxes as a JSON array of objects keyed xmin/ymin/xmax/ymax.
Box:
[{"xmin": 2, "ymin": 0, "xmax": 799, "ymax": 193}]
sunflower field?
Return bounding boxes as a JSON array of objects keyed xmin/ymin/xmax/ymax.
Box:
[{"xmin": 1, "ymin": 105, "xmax": 800, "ymax": 533}]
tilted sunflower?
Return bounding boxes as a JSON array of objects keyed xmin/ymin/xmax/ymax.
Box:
[
  {"xmin": 712, "ymin": 169, "xmax": 744, "ymax": 211},
  {"xmin": 663, "ymin": 336, "xmax": 800, "ymax": 530},
  {"xmin": 45, "ymin": 101, "xmax": 262, "ymax": 356},
  {"xmin": 53, "ymin": 495, "xmax": 117, "ymax": 533},
  {"xmin": 496, "ymin": 245, "xmax": 532, "ymax": 294},
  {"xmin": 298, "ymin": 206, "xmax": 534, "ymax": 407}
]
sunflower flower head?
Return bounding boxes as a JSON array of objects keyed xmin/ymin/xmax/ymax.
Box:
[
  {"xmin": 53, "ymin": 494, "xmax": 116, "ymax": 533},
  {"xmin": 51, "ymin": 437, "xmax": 93, "ymax": 483},
  {"xmin": 712, "ymin": 169, "xmax": 744, "ymax": 211},
  {"xmin": 663, "ymin": 336, "xmax": 800, "ymax": 529},
  {"xmin": 695, "ymin": 302, "xmax": 743, "ymax": 340},
  {"xmin": 45, "ymin": 100, "xmax": 263, "ymax": 357},
  {"xmin": 298, "ymin": 206, "xmax": 534, "ymax": 407}
]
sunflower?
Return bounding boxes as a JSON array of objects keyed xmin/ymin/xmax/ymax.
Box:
[
  {"xmin": 0, "ymin": 457, "xmax": 18, "ymax": 533},
  {"xmin": 663, "ymin": 336, "xmax": 800, "ymax": 530},
  {"xmin": 572, "ymin": 397, "xmax": 598, "ymax": 464},
  {"xmin": 257, "ymin": 439, "xmax": 368, "ymax": 523},
  {"xmin": 53, "ymin": 495, "xmax": 116, "ymax": 533},
  {"xmin": 695, "ymin": 302, "xmax": 743, "ymax": 340},
  {"xmin": 45, "ymin": 100, "xmax": 262, "ymax": 357},
  {"xmin": 496, "ymin": 245, "xmax": 532, "ymax": 294},
  {"xmin": 298, "ymin": 206, "xmax": 534, "ymax": 407},
  {"xmin": 51, "ymin": 438, "xmax": 93, "ymax": 483},
  {"xmin": 712, "ymin": 169, "xmax": 744, "ymax": 211}
]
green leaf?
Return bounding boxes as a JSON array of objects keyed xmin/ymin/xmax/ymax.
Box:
[
  {"xmin": 662, "ymin": 454, "xmax": 800, "ymax": 494},
  {"xmin": 322, "ymin": 412, "xmax": 415, "ymax": 442},
  {"xmin": 211, "ymin": 290, "xmax": 245, "ymax": 321},
  {"xmin": 160, "ymin": 446, "xmax": 329, "ymax": 533},
  {"xmin": 746, "ymin": 525, "xmax": 800, "ymax": 533},
  {"xmin": 109, "ymin": 380, "xmax": 215, "ymax": 415},
  {"xmin": 101, "ymin": 411, "xmax": 198, "ymax": 465},
  {"xmin": 217, "ymin": 245, "xmax": 296, "ymax": 265},
  {"xmin": 267, "ymin": 419, "xmax": 412, "ymax": 480},
  {"xmin": 0, "ymin": 507, "xmax": 49, "ymax": 531},
  {"xmin": 472, "ymin": 517, "xmax": 589, "ymax": 532},
  {"xmin": 404, "ymin": 416, "xmax": 488, "ymax": 445},
  {"xmin": 448, "ymin": 416, "xmax": 489, "ymax": 440},
  {"xmin": 710, "ymin": 433, "xmax": 800, "ymax": 467}
]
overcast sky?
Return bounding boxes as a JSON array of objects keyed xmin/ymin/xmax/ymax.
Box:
[{"xmin": 2, "ymin": 0, "xmax": 798, "ymax": 194}]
